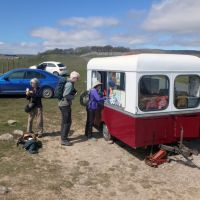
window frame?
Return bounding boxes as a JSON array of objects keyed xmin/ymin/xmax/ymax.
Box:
[
  {"xmin": 174, "ymin": 74, "xmax": 200, "ymax": 110},
  {"xmin": 47, "ymin": 63, "xmax": 57, "ymax": 68},
  {"xmin": 106, "ymin": 71, "xmax": 126, "ymax": 109},
  {"xmin": 8, "ymin": 71, "xmax": 25, "ymax": 79},
  {"xmin": 57, "ymin": 63, "xmax": 65, "ymax": 68},
  {"xmin": 138, "ymin": 74, "xmax": 170, "ymax": 112},
  {"xmin": 91, "ymin": 70, "xmax": 126, "ymax": 109},
  {"xmin": 25, "ymin": 71, "xmax": 46, "ymax": 79}
]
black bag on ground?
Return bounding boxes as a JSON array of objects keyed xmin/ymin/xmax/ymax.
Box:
[
  {"xmin": 55, "ymin": 78, "xmax": 67, "ymax": 100},
  {"xmin": 17, "ymin": 134, "xmax": 42, "ymax": 154}
]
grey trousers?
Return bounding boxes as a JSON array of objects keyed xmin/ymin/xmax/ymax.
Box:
[
  {"xmin": 59, "ymin": 106, "xmax": 72, "ymax": 141},
  {"xmin": 27, "ymin": 107, "xmax": 43, "ymax": 135}
]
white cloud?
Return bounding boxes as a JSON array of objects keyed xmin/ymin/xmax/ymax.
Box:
[
  {"xmin": 0, "ymin": 42, "xmax": 41, "ymax": 54},
  {"xmin": 59, "ymin": 16, "xmax": 119, "ymax": 28},
  {"xmin": 2, "ymin": 5, "xmax": 200, "ymax": 55},
  {"xmin": 156, "ymin": 34, "xmax": 200, "ymax": 47},
  {"xmin": 128, "ymin": 9, "xmax": 146, "ymax": 20},
  {"xmin": 142, "ymin": 0, "xmax": 200, "ymax": 33},
  {"xmin": 31, "ymin": 27, "xmax": 106, "ymax": 49},
  {"xmin": 112, "ymin": 34, "xmax": 148, "ymax": 46}
]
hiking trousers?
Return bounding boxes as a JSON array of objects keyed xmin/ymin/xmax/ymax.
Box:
[
  {"xmin": 27, "ymin": 107, "xmax": 43, "ymax": 135},
  {"xmin": 59, "ymin": 106, "xmax": 72, "ymax": 141},
  {"xmin": 85, "ymin": 109, "xmax": 95, "ymax": 138}
]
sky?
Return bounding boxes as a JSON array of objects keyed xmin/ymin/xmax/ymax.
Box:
[{"xmin": 0, "ymin": 0, "xmax": 199, "ymax": 54}]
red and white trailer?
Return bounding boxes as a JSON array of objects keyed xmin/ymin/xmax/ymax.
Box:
[{"xmin": 87, "ymin": 54, "xmax": 200, "ymax": 148}]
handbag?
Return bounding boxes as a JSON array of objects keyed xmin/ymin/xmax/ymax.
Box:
[{"xmin": 24, "ymin": 102, "xmax": 36, "ymax": 113}]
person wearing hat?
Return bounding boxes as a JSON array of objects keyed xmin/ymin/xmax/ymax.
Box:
[
  {"xmin": 26, "ymin": 78, "xmax": 43, "ymax": 137},
  {"xmin": 85, "ymin": 81, "xmax": 106, "ymax": 140}
]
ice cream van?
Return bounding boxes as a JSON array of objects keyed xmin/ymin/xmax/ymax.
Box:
[{"xmin": 87, "ymin": 54, "xmax": 200, "ymax": 148}]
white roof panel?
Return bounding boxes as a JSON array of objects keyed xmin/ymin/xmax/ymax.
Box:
[{"xmin": 87, "ymin": 54, "xmax": 200, "ymax": 72}]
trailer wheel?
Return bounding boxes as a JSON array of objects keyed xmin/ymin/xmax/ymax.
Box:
[{"xmin": 102, "ymin": 124, "xmax": 111, "ymax": 141}]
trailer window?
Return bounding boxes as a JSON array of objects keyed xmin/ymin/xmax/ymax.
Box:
[
  {"xmin": 139, "ymin": 75, "xmax": 169, "ymax": 111},
  {"xmin": 107, "ymin": 72, "xmax": 125, "ymax": 108},
  {"xmin": 174, "ymin": 75, "xmax": 200, "ymax": 109}
]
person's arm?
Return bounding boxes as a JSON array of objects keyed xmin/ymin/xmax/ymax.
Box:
[
  {"xmin": 28, "ymin": 88, "xmax": 42, "ymax": 99},
  {"xmin": 92, "ymin": 89, "xmax": 106, "ymax": 102},
  {"xmin": 63, "ymin": 82, "xmax": 74, "ymax": 100}
]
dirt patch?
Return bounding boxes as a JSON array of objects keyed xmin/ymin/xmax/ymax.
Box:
[{"xmin": 1, "ymin": 99, "xmax": 200, "ymax": 199}]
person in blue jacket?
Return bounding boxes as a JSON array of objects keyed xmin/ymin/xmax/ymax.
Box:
[{"xmin": 85, "ymin": 81, "xmax": 106, "ymax": 140}]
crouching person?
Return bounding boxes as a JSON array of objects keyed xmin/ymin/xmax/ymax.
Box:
[
  {"xmin": 85, "ymin": 81, "xmax": 106, "ymax": 140},
  {"xmin": 26, "ymin": 78, "xmax": 43, "ymax": 137},
  {"xmin": 58, "ymin": 71, "xmax": 80, "ymax": 146}
]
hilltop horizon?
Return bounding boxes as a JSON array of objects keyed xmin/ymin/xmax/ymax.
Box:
[{"xmin": 1, "ymin": 45, "xmax": 200, "ymax": 57}]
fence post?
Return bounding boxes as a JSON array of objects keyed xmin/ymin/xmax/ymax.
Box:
[
  {"xmin": 12, "ymin": 58, "xmax": 14, "ymax": 70},
  {"xmin": 17, "ymin": 57, "xmax": 20, "ymax": 68},
  {"xmin": 7, "ymin": 59, "xmax": 9, "ymax": 72}
]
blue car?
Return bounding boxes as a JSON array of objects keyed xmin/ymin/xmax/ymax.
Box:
[{"xmin": 0, "ymin": 68, "xmax": 60, "ymax": 98}]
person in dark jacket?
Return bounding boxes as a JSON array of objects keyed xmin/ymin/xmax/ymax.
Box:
[
  {"xmin": 58, "ymin": 71, "xmax": 80, "ymax": 146},
  {"xmin": 85, "ymin": 81, "xmax": 106, "ymax": 140},
  {"xmin": 26, "ymin": 78, "xmax": 43, "ymax": 137}
]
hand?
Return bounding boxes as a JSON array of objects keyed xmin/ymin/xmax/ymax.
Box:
[
  {"xmin": 26, "ymin": 91, "xmax": 33, "ymax": 96},
  {"xmin": 26, "ymin": 91, "xmax": 30, "ymax": 96}
]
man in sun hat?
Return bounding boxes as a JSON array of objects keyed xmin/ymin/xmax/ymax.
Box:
[{"xmin": 85, "ymin": 80, "xmax": 106, "ymax": 140}]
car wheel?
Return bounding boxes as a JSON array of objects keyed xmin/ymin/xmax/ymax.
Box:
[
  {"xmin": 102, "ymin": 124, "xmax": 112, "ymax": 141},
  {"xmin": 42, "ymin": 87, "xmax": 53, "ymax": 98},
  {"xmin": 53, "ymin": 71, "xmax": 59, "ymax": 76}
]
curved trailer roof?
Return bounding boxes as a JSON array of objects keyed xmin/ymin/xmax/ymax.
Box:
[{"xmin": 87, "ymin": 54, "xmax": 200, "ymax": 72}]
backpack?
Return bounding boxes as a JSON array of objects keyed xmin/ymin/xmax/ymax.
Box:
[
  {"xmin": 17, "ymin": 134, "xmax": 42, "ymax": 154},
  {"xmin": 80, "ymin": 90, "xmax": 90, "ymax": 107},
  {"xmin": 55, "ymin": 78, "xmax": 67, "ymax": 100}
]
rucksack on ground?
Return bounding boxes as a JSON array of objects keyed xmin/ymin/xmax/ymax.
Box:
[{"xmin": 55, "ymin": 78, "xmax": 67, "ymax": 100}]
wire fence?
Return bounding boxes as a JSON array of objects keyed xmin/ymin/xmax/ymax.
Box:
[{"xmin": 0, "ymin": 57, "xmax": 22, "ymax": 74}]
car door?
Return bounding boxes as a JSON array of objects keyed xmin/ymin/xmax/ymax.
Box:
[
  {"xmin": 24, "ymin": 71, "xmax": 46, "ymax": 88},
  {"xmin": 1, "ymin": 71, "xmax": 26, "ymax": 93},
  {"xmin": 46, "ymin": 63, "xmax": 57, "ymax": 74}
]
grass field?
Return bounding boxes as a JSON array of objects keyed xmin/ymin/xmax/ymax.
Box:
[
  {"xmin": 0, "ymin": 53, "xmax": 88, "ymax": 198},
  {"xmin": 0, "ymin": 53, "xmax": 88, "ymax": 133},
  {"xmin": 0, "ymin": 53, "xmax": 88, "ymax": 74}
]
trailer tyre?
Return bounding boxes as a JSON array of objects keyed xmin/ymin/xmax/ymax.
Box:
[{"xmin": 103, "ymin": 124, "xmax": 111, "ymax": 141}]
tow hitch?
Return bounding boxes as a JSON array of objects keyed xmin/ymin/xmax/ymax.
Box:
[
  {"xmin": 145, "ymin": 143, "xmax": 199, "ymax": 168},
  {"xmin": 145, "ymin": 126, "xmax": 199, "ymax": 167}
]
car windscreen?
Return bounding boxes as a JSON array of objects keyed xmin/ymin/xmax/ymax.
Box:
[{"xmin": 58, "ymin": 63, "xmax": 65, "ymax": 68}]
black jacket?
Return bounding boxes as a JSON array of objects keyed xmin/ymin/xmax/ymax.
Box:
[{"xmin": 27, "ymin": 87, "xmax": 42, "ymax": 108}]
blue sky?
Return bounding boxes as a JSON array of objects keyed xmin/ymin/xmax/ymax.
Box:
[{"xmin": 0, "ymin": 0, "xmax": 199, "ymax": 54}]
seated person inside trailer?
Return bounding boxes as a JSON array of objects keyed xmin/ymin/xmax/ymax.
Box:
[
  {"xmin": 139, "ymin": 75, "xmax": 169, "ymax": 111},
  {"xmin": 109, "ymin": 72, "xmax": 117, "ymax": 89}
]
